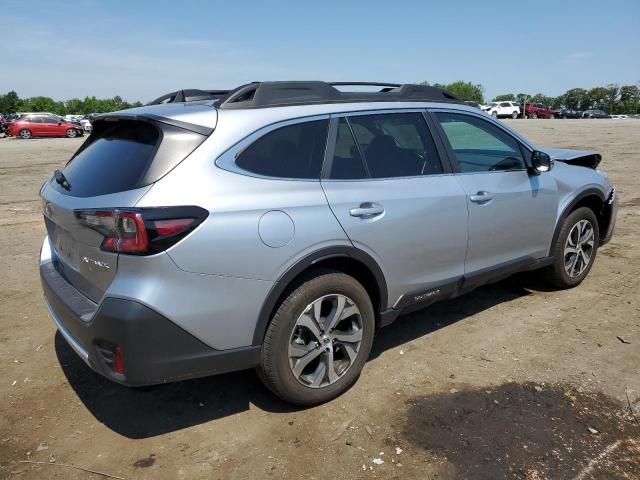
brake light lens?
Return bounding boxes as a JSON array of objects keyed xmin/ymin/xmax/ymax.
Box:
[
  {"xmin": 153, "ymin": 218, "xmax": 194, "ymax": 237},
  {"xmin": 77, "ymin": 207, "xmax": 207, "ymax": 255}
]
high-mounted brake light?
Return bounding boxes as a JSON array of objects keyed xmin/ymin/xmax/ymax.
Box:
[{"xmin": 77, "ymin": 207, "xmax": 207, "ymax": 255}]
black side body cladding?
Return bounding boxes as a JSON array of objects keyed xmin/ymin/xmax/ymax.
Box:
[
  {"xmin": 548, "ymin": 188, "xmax": 607, "ymax": 256},
  {"xmin": 251, "ymin": 246, "xmax": 388, "ymax": 345}
]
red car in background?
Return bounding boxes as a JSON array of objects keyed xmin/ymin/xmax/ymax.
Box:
[
  {"xmin": 7, "ymin": 115, "xmax": 84, "ymax": 139},
  {"xmin": 520, "ymin": 102, "xmax": 556, "ymax": 119}
]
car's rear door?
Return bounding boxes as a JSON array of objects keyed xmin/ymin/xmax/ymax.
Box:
[
  {"xmin": 430, "ymin": 109, "xmax": 558, "ymax": 283},
  {"xmin": 26, "ymin": 116, "xmax": 45, "ymax": 136},
  {"xmin": 321, "ymin": 110, "xmax": 468, "ymax": 309}
]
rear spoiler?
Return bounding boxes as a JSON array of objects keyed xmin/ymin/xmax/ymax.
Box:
[{"xmin": 148, "ymin": 89, "xmax": 231, "ymax": 105}]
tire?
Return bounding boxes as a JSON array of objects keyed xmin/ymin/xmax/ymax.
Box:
[
  {"xmin": 511, "ymin": 111, "xmax": 518, "ymax": 119},
  {"xmin": 542, "ymin": 207, "xmax": 599, "ymax": 289},
  {"xmin": 531, "ymin": 112, "xmax": 538, "ymax": 119},
  {"xmin": 491, "ymin": 111, "xmax": 498, "ymax": 118},
  {"xmin": 19, "ymin": 129, "xmax": 32, "ymax": 139},
  {"xmin": 258, "ymin": 269, "xmax": 375, "ymax": 406},
  {"xmin": 66, "ymin": 128, "xmax": 77, "ymax": 138},
  {"xmin": 549, "ymin": 114, "xmax": 555, "ymax": 119}
]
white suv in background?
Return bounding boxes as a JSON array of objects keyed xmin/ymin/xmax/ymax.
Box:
[{"xmin": 482, "ymin": 101, "xmax": 520, "ymax": 119}]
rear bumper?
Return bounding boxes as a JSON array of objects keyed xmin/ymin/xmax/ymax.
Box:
[{"xmin": 40, "ymin": 259, "xmax": 261, "ymax": 387}]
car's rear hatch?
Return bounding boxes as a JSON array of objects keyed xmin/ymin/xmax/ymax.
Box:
[{"xmin": 41, "ymin": 108, "xmax": 215, "ymax": 302}]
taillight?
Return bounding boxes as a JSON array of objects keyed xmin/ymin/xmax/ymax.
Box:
[{"xmin": 77, "ymin": 206, "xmax": 208, "ymax": 255}]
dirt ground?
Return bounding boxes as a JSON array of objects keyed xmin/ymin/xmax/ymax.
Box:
[{"xmin": 1, "ymin": 119, "xmax": 639, "ymax": 480}]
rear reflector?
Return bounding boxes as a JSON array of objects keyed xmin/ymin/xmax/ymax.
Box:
[
  {"xmin": 113, "ymin": 346, "xmax": 125, "ymax": 375},
  {"xmin": 77, "ymin": 206, "xmax": 208, "ymax": 255}
]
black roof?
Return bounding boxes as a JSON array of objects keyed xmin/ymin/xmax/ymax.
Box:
[{"xmin": 148, "ymin": 82, "xmax": 462, "ymax": 109}]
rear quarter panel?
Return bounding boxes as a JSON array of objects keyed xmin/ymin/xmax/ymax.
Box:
[{"xmin": 135, "ymin": 120, "xmax": 351, "ymax": 282}]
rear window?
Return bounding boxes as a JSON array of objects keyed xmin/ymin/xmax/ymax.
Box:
[
  {"xmin": 235, "ymin": 120, "xmax": 328, "ymax": 179},
  {"xmin": 52, "ymin": 119, "xmax": 206, "ymax": 197}
]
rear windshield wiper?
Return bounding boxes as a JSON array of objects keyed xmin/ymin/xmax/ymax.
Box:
[{"xmin": 54, "ymin": 169, "xmax": 72, "ymax": 191}]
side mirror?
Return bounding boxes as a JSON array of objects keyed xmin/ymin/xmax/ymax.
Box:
[{"xmin": 530, "ymin": 150, "xmax": 553, "ymax": 175}]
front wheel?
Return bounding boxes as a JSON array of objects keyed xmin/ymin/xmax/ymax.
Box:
[
  {"xmin": 542, "ymin": 207, "xmax": 599, "ymax": 289},
  {"xmin": 258, "ymin": 269, "xmax": 375, "ymax": 406},
  {"xmin": 19, "ymin": 129, "xmax": 32, "ymax": 139},
  {"xmin": 511, "ymin": 111, "xmax": 518, "ymax": 119},
  {"xmin": 549, "ymin": 114, "xmax": 555, "ymax": 119},
  {"xmin": 531, "ymin": 112, "xmax": 538, "ymax": 119},
  {"xmin": 491, "ymin": 111, "xmax": 498, "ymax": 118},
  {"xmin": 66, "ymin": 128, "xmax": 77, "ymax": 138}
]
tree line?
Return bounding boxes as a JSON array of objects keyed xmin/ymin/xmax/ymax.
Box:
[
  {"xmin": 2, "ymin": 82, "xmax": 640, "ymax": 115},
  {"xmin": 421, "ymin": 81, "xmax": 640, "ymax": 114},
  {"xmin": 0, "ymin": 91, "xmax": 143, "ymax": 116}
]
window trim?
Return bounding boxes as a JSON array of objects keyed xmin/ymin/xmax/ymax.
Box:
[
  {"xmin": 215, "ymin": 114, "xmax": 331, "ymax": 181},
  {"xmin": 426, "ymin": 108, "xmax": 534, "ymax": 175},
  {"xmin": 322, "ymin": 109, "xmax": 452, "ymax": 181}
]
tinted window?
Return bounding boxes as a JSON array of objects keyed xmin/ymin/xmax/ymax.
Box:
[
  {"xmin": 236, "ymin": 120, "xmax": 328, "ymax": 179},
  {"xmin": 26, "ymin": 116, "xmax": 42, "ymax": 123},
  {"xmin": 435, "ymin": 112, "xmax": 525, "ymax": 173},
  {"xmin": 329, "ymin": 118, "xmax": 367, "ymax": 179},
  {"xmin": 348, "ymin": 113, "xmax": 442, "ymax": 178},
  {"xmin": 55, "ymin": 120, "xmax": 160, "ymax": 197},
  {"xmin": 500, "ymin": 102, "xmax": 510, "ymax": 107},
  {"xmin": 42, "ymin": 116, "xmax": 59, "ymax": 124}
]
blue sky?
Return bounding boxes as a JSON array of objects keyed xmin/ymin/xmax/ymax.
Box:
[{"xmin": 1, "ymin": 0, "xmax": 638, "ymax": 102}]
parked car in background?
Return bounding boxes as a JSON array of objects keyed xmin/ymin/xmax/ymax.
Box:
[
  {"xmin": 583, "ymin": 110, "xmax": 610, "ymax": 119},
  {"xmin": 553, "ymin": 108, "xmax": 582, "ymax": 119},
  {"xmin": 610, "ymin": 115, "xmax": 628, "ymax": 119},
  {"xmin": 521, "ymin": 103, "xmax": 555, "ymax": 119},
  {"xmin": 0, "ymin": 114, "xmax": 8, "ymax": 137},
  {"xmin": 482, "ymin": 101, "xmax": 520, "ymax": 119},
  {"xmin": 7, "ymin": 115, "xmax": 84, "ymax": 139},
  {"xmin": 64, "ymin": 115, "xmax": 93, "ymax": 132}
]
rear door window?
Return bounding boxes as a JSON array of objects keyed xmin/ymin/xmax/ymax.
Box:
[
  {"xmin": 347, "ymin": 112, "xmax": 443, "ymax": 178},
  {"xmin": 235, "ymin": 120, "xmax": 329, "ymax": 179}
]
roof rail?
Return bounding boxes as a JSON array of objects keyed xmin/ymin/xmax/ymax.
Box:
[
  {"xmin": 216, "ymin": 81, "xmax": 462, "ymax": 109},
  {"xmin": 147, "ymin": 89, "xmax": 231, "ymax": 105}
]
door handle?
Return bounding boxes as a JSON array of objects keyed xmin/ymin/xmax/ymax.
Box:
[
  {"xmin": 349, "ymin": 202, "xmax": 384, "ymax": 218},
  {"xmin": 469, "ymin": 191, "xmax": 494, "ymax": 204}
]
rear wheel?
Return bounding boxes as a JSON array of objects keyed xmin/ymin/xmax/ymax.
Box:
[
  {"xmin": 511, "ymin": 111, "xmax": 518, "ymax": 119},
  {"xmin": 531, "ymin": 112, "xmax": 538, "ymax": 119},
  {"xmin": 66, "ymin": 128, "xmax": 77, "ymax": 138},
  {"xmin": 549, "ymin": 114, "xmax": 555, "ymax": 119},
  {"xmin": 542, "ymin": 207, "xmax": 599, "ymax": 289},
  {"xmin": 19, "ymin": 129, "xmax": 32, "ymax": 139},
  {"xmin": 258, "ymin": 269, "xmax": 375, "ymax": 406}
]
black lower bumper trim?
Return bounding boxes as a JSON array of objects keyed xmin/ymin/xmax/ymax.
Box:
[{"xmin": 41, "ymin": 264, "xmax": 261, "ymax": 386}]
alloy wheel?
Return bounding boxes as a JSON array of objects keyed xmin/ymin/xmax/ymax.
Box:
[
  {"xmin": 288, "ymin": 294, "xmax": 363, "ymax": 388},
  {"xmin": 564, "ymin": 219, "xmax": 595, "ymax": 277}
]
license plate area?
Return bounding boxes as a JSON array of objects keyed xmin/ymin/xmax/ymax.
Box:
[{"xmin": 53, "ymin": 226, "xmax": 80, "ymax": 269}]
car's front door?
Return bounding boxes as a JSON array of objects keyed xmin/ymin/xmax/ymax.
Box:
[
  {"xmin": 41, "ymin": 116, "xmax": 62, "ymax": 136},
  {"xmin": 431, "ymin": 110, "xmax": 558, "ymax": 279},
  {"xmin": 321, "ymin": 111, "xmax": 469, "ymax": 309}
]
